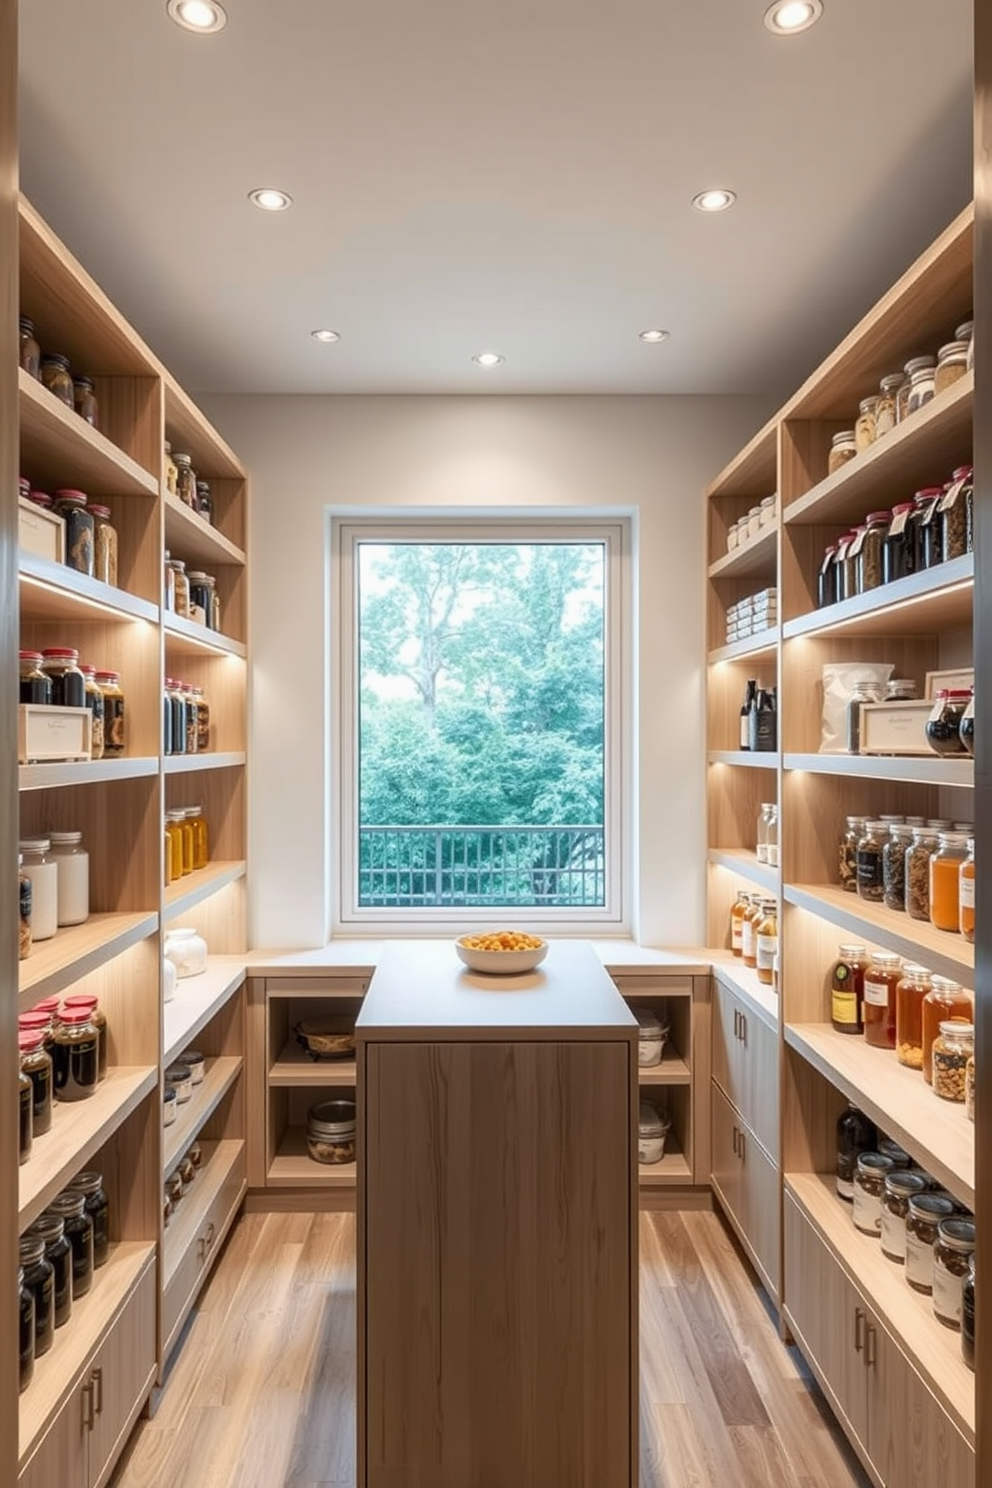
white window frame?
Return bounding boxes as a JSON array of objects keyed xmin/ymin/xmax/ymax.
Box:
[{"xmin": 331, "ymin": 514, "xmax": 632, "ymax": 935}]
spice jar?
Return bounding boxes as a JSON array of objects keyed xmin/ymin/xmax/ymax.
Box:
[
  {"xmin": 855, "ymin": 821, "xmax": 886, "ymax": 901},
  {"xmin": 854, "ymin": 396, "xmax": 877, "ymax": 452},
  {"xmin": 174, "ymin": 452, "xmax": 197, "ymax": 508},
  {"xmin": 839, "ymin": 816, "xmax": 866, "ymax": 893},
  {"xmin": 40, "ymin": 352, "xmax": 74, "ymax": 406},
  {"xmin": 959, "ymin": 838, "xmax": 974, "ymax": 942},
  {"xmin": 51, "ymin": 1006, "xmax": 100, "ymax": 1101},
  {"xmin": 96, "ymin": 670, "xmax": 126, "ymax": 756},
  {"xmin": 48, "ymin": 830, "xmax": 90, "ymax": 927},
  {"xmin": 836, "ymin": 1104, "xmax": 876, "ymax": 1199},
  {"xmin": 962, "ymin": 1256, "xmax": 976, "ymax": 1368},
  {"xmin": 41, "ymin": 646, "xmax": 86, "ymax": 708},
  {"xmin": 895, "ymin": 964, "xmax": 932, "ymax": 1070},
  {"xmin": 863, "ymin": 949, "xmax": 901, "ymax": 1049},
  {"xmin": 933, "ymin": 1218, "xmax": 976, "ymax": 1329},
  {"xmin": 181, "ymin": 1049, "xmax": 207, "ymax": 1084},
  {"xmin": 18, "ymin": 1065, "xmax": 33, "ymax": 1164},
  {"xmin": 934, "ymin": 340, "xmax": 969, "ymax": 396},
  {"xmin": 929, "ymin": 830, "xmax": 969, "ymax": 932},
  {"xmin": 853, "ymin": 1152, "xmax": 894, "ymax": 1237},
  {"xmin": 196, "ymin": 479, "xmax": 214, "ymax": 524},
  {"xmin": 23, "ymin": 1214, "xmax": 73, "ymax": 1329},
  {"xmin": 72, "ymin": 375, "xmax": 99, "ymax": 428},
  {"xmin": 19, "ymin": 649, "xmax": 51, "ymax": 705},
  {"xmin": 18, "ymin": 1234, "xmax": 54, "ymax": 1359},
  {"xmin": 922, "ymin": 978, "xmax": 971, "ymax": 1084},
  {"xmin": 881, "ymin": 501, "xmax": 916, "ymax": 584},
  {"xmin": 939, "ymin": 465, "xmax": 972, "ymax": 562},
  {"xmin": 89, "ymin": 504, "xmax": 118, "ymax": 586},
  {"xmin": 932, "ymin": 1021, "xmax": 973, "ymax": 1102},
  {"xmin": 874, "ymin": 372, "xmax": 902, "ymax": 436},
  {"xmin": 830, "ymin": 943, "xmax": 868, "ymax": 1034},
  {"xmin": 906, "ymin": 1192, "xmax": 956, "ymax": 1293},
  {"xmin": 62, "ymin": 994, "xmax": 108, "ymax": 1082},
  {"xmin": 906, "ymin": 360, "xmax": 937, "ymax": 415},
  {"xmin": 19, "ymin": 855, "xmax": 32, "ymax": 961},
  {"xmin": 857, "ymin": 511, "xmax": 889, "ymax": 592},
  {"xmin": 880, "ymin": 1170, "xmax": 929, "ymax": 1264},
  {"xmin": 755, "ymin": 900, "xmax": 778, "ymax": 986},
  {"xmin": 19, "ymin": 838, "xmax": 58, "ymax": 942},
  {"xmin": 165, "ymin": 1063, "xmax": 193, "ymax": 1103},
  {"xmin": 828, "ymin": 431, "xmax": 857, "ymax": 475},
  {"xmin": 19, "ymin": 1028, "xmax": 53, "ymax": 1135},
  {"xmin": 79, "ymin": 664, "xmax": 105, "ymax": 760},
  {"xmin": 882, "ymin": 823, "xmax": 913, "ymax": 911},
  {"xmin": 19, "ymin": 315, "xmax": 41, "ymax": 377},
  {"xmin": 168, "ymin": 558, "xmax": 190, "ymax": 618},
  {"xmin": 53, "ymin": 489, "xmax": 95, "ymax": 576},
  {"xmin": 47, "ymin": 1190, "xmax": 94, "ymax": 1298},
  {"xmin": 906, "ymin": 826, "xmax": 940, "ymax": 920}
]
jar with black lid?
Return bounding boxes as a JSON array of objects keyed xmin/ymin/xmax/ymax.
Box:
[
  {"xmin": 881, "ymin": 501, "xmax": 916, "ymax": 584},
  {"xmin": 918, "ymin": 489, "xmax": 944, "ymax": 569},
  {"xmin": 880, "ymin": 1170, "xmax": 929, "ymax": 1264},
  {"xmin": 925, "ymin": 690, "xmax": 971, "ymax": 756},
  {"xmin": 40, "ymin": 646, "xmax": 86, "ymax": 708},
  {"xmin": 855, "ymin": 821, "xmax": 885, "ymax": 902},
  {"xmin": 47, "ymin": 1191, "xmax": 94, "ymax": 1298},
  {"xmin": 906, "ymin": 826, "xmax": 940, "ymax": 919},
  {"xmin": 858, "ymin": 511, "xmax": 889, "ymax": 592},
  {"xmin": 817, "ymin": 544, "xmax": 838, "ymax": 608},
  {"xmin": 882, "ymin": 823, "xmax": 913, "ymax": 911},
  {"xmin": 962, "ymin": 1256, "xmax": 976, "ymax": 1369},
  {"xmin": 53, "ymin": 489, "xmax": 95, "ymax": 576},
  {"xmin": 19, "ymin": 649, "xmax": 51, "ymax": 705},
  {"xmin": 905, "ymin": 1192, "xmax": 956, "ymax": 1293},
  {"xmin": 19, "ymin": 315, "xmax": 41, "ymax": 377},
  {"xmin": 40, "ymin": 352, "xmax": 74, "ymax": 406},
  {"xmin": 187, "ymin": 571, "xmax": 211, "ymax": 626},
  {"xmin": 23, "ymin": 1213, "xmax": 73, "ymax": 1328},
  {"xmin": 933, "ymin": 1217, "xmax": 976, "ymax": 1329},
  {"xmin": 173, "ymin": 452, "xmax": 197, "ymax": 508},
  {"xmin": 68, "ymin": 1171, "xmax": 110, "ymax": 1267},
  {"xmin": 19, "ymin": 1028, "xmax": 52, "ymax": 1135},
  {"xmin": 19, "ymin": 1268, "xmax": 34, "ymax": 1393},
  {"xmin": 853, "ymin": 1152, "xmax": 895, "ymax": 1236},
  {"xmin": 195, "ymin": 479, "xmax": 214, "ymax": 524},
  {"xmin": 72, "ymin": 375, "xmax": 99, "ymax": 428},
  {"xmin": 836, "ymin": 1104, "xmax": 876, "ymax": 1199},
  {"xmin": 51, "ymin": 1006, "xmax": 100, "ymax": 1101},
  {"xmin": 18, "ymin": 1064, "xmax": 33, "ymax": 1164},
  {"xmin": 18, "ymin": 1233, "xmax": 54, "ymax": 1358}
]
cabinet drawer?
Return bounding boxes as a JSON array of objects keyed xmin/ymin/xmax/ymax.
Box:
[{"xmin": 712, "ymin": 975, "xmax": 778, "ymax": 1159}]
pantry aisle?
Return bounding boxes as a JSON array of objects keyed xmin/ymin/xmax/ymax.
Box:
[{"xmin": 108, "ymin": 1210, "xmax": 869, "ymax": 1488}]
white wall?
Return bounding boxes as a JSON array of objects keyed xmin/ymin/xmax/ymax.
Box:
[{"xmin": 201, "ymin": 394, "xmax": 768, "ymax": 951}]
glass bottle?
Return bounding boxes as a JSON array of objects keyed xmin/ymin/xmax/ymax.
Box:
[
  {"xmin": 178, "ymin": 809, "xmax": 196, "ymax": 875},
  {"xmin": 72, "ymin": 375, "xmax": 99, "ymax": 428},
  {"xmin": 173, "ymin": 452, "xmax": 197, "ymax": 508},
  {"xmin": 843, "ymin": 528, "xmax": 865, "ymax": 598},
  {"xmin": 77, "ymin": 664, "xmax": 105, "ymax": 761},
  {"xmin": 959, "ymin": 695, "xmax": 974, "ymax": 756},
  {"xmin": 765, "ymin": 804, "xmax": 779, "ymax": 868},
  {"xmin": 918, "ymin": 489, "xmax": 944, "ymax": 569},
  {"xmin": 183, "ymin": 683, "xmax": 199, "ymax": 753},
  {"xmin": 755, "ymin": 900, "xmax": 778, "ymax": 987},
  {"xmin": 19, "ymin": 314, "xmax": 41, "ymax": 377},
  {"xmin": 959, "ymin": 838, "xmax": 975, "ymax": 942},
  {"xmin": 164, "ymin": 549, "xmax": 176, "ymax": 611},
  {"xmin": 164, "ymin": 440, "xmax": 179, "ymax": 496},
  {"xmin": 836, "ymin": 1103, "xmax": 877, "ymax": 1200},
  {"xmin": 907, "ymin": 361, "xmax": 936, "ymax": 415},
  {"xmin": 906, "ymin": 826, "xmax": 940, "ymax": 919},
  {"xmin": 882, "ymin": 822, "xmax": 913, "ymax": 911},
  {"xmin": 863, "ymin": 949, "xmax": 901, "ymax": 1049},
  {"xmin": 895, "ymin": 964, "xmax": 932, "ymax": 1070},
  {"xmin": 906, "ymin": 1193, "xmax": 956, "ymax": 1294},
  {"xmin": 168, "ymin": 678, "xmax": 187, "ymax": 754},
  {"xmin": 830, "ymin": 944, "xmax": 868, "ymax": 1035},
  {"xmin": 96, "ymin": 670, "xmax": 126, "ymax": 756},
  {"xmin": 853, "ymin": 1152, "xmax": 895, "ymax": 1237},
  {"xmin": 839, "ymin": 816, "xmax": 866, "ymax": 893},
  {"xmin": 929, "ymin": 831, "xmax": 969, "ymax": 932},
  {"xmin": 756, "ymin": 803, "xmax": 774, "ymax": 863},
  {"xmin": 855, "ymin": 821, "xmax": 886, "ymax": 902},
  {"xmin": 932, "ymin": 1218, "xmax": 976, "ymax": 1331},
  {"xmin": 922, "ymin": 978, "xmax": 972, "ymax": 1084},
  {"xmin": 741, "ymin": 898, "xmax": 762, "ymax": 969},
  {"xmin": 880, "ymin": 1170, "xmax": 929, "ymax": 1264}
]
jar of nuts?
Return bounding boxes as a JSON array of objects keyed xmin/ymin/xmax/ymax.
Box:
[{"xmin": 932, "ymin": 1021, "xmax": 974, "ymax": 1102}]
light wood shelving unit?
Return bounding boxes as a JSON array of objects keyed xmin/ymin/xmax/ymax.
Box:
[
  {"xmin": 704, "ymin": 203, "xmax": 978, "ymax": 1484},
  {"xmin": 11, "ymin": 196, "xmax": 249, "ymax": 1484}
]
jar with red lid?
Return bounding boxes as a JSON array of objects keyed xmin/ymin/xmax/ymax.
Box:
[
  {"xmin": 61, "ymin": 994, "xmax": 107, "ymax": 1082},
  {"xmin": 53, "ymin": 489, "xmax": 94, "ymax": 576},
  {"xmin": 19, "ymin": 650, "xmax": 51, "ymax": 705},
  {"xmin": 938, "ymin": 465, "xmax": 972, "ymax": 561},
  {"xmin": 40, "ymin": 648, "xmax": 86, "ymax": 708},
  {"xmin": 51, "ymin": 1006, "xmax": 100, "ymax": 1101},
  {"xmin": 925, "ymin": 690, "xmax": 972, "ymax": 756},
  {"xmin": 19, "ymin": 1028, "xmax": 53, "ymax": 1135},
  {"xmin": 863, "ymin": 949, "xmax": 901, "ymax": 1049},
  {"xmin": 908, "ymin": 488, "xmax": 943, "ymax": 571},
  {"xmin": 881, "ymin": 502, "xmax": 916, "ymax": 584}
]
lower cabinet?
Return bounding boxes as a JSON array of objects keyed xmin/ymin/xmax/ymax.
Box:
[
  {"xmin": 19, "ymin": 1257, "xmax": 156, "ymax": 1488},
  {"xmin": 711, "ymin": 1082, "xmax": 779, "ymax": 1298},
  {"xmin": 784, "ymin": 1193, "xmax": 974, "ymax": 1488},
  {"xmin": 163, "ymin": 1143, "xmax": 246, "ymax": 1358}
]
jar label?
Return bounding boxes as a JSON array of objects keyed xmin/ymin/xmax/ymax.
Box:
[
  {"xmin": 880, "ymin": 1208, "xmax": 907, "ymax": 1262},
  {"xmin": 741, "ymin": 921, "xmax": 755, "ymax": 960},
  {"xmin": 852, "ymin": 1185, "xmax": 882, "ymax": 1235},
  {"xmin": 836, "ymin": 1170, "xmax": 855, "ymax": 1200},
  {"xmin": 847, "ymin": 529, "xmax": 867, "ymax": 557},
  {"xmin": 939, "ymin": 478, "xmax": 966, "ymax": 512},
  {"xmin": 731, "ymin": 918, "xmax": 743, "ymax": 952},
  {"xmin": 863, "ymin": 977, "xmax": 889, "ymax": 1007},
  {"xmin": 960, "ymin": 876, "xmax": 975, "ymax": 909},
  {"xmin": 756, "ymin": 934, "xmax": 778, "ymax": 970},
  {"xmin": 888, "ymin": 508, "xmax": 910, "ymax": 536},
  {"xmin": 905, "ymin": 1232, "xmax": 935, "ymax": 1290},
  {"xmin": 767, "ymin": 845, "xmax": 779, "ymax": 867},
  {"xmin": 932, "ymin": 1257, "xmax": 964, "ymax": 1325},
  {"xmin": 831, "ymin": 988, "xmax": 858, "ymax": 1026}
]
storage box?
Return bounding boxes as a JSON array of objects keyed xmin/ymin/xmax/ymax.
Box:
[
  {"xmin": 925, "ymin": 668, "xmax": 974, "ymax": 700},
  {"xmin": 859, "ymin": 700, "xmax": 935, "ymax": 756},
  {"xmin": 18, "ymin": 704, "xmax": 92, "ymax": 764},
  {"xmin": 18, "ymin": 496, "xmax": 65, "ymax": 564}
]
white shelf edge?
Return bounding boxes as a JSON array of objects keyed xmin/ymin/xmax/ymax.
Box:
[
  {"xmin": 164, "ymin": 861, "xmax": 246, "ymax": 919},
  {"xmin": 783, "ymin": 753, "xmax": 973, "ymax": 787},
  {"xmin": 783, "ymin": 555, "xmax": 973, "ymax": 641},
  {"xmin": 163, "ymin": 751, "xmax": 246, "ymax": 775}
]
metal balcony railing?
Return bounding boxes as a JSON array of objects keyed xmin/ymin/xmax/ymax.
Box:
[{"xmin": 359, "ymin": 824, "xmax": 605, "ymax": 907}]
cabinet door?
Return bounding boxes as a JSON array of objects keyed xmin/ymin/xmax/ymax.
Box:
[
  {"xmin": 711, "ymin": 979, "xmax": 778, "ymax": 1159},
  {"xmin": 710, "ymin": 1081, "xmax": 744, "ymax": 1241},
  {"xmin": 866, "ymin": 1312, "xmax": 975, "ymax": 1488},
  {"xmin": 18, "ymin": 1387, "xmax": 89, "ymax": 1488},
  {"xmin": 783, "ymin": 1193, "xmax": 869, "ymax": 1459},
  {"xmin": 87, "ymin": 1261, "xmax": 156, "ymax": 1488},
  {"xmin": 735, "ymin": 1117, "xmax": 780, "ymax": 1299}
]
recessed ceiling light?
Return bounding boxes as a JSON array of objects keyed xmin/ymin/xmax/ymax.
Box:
[
  {"xmin": 472, "ymin": 352, "xmax": 505, "ymax": 367},
  {"xmin": 166, "ymin": 0, "xmax": 227, "ymax": 33},
  {"xmin": 639, "ymin": 329, "xmax": 670, "ymax": 343},
  {"xmin": 764, "ymin": 0, "xmax": 823, "ymax": 34},
  {"xmin": 310, "ymin": 329, "xmax": 341, "ymax": 343},
  {"xmin": 692, "ymin": 188, "xmax": 737, "ymax": 213},
  {"xmin": 248, "ymin": 188, "xmax": 293, "ymax": 212}
]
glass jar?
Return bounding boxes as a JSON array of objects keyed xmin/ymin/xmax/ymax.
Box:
[
  {"xmin": 40, "ymin": 352, "xmax": 74, "ymax": 406},
  {"xmin": 853, "ymin": 1152, "xmax": 894, "ymax": 1237},
  {"xmin": 187, "ymin": 805, "xmax": 209, "ymax": 869},
  {"xmin": 18, "ymin": 1234, "xmax": 54, "ymax": 1358},
  {"xmin": 939, "ymin": 465, "xmax": 972, "ymax": 562},
  {"xmin": 19, "ymin": 1028, "xmax": 53, "ymax": 1135},
  {"xmin": 906, "ymin": 827, "xmax": 940, "ymax": 920},
  {"xmin": 959, "ymin": 838, "xmax": 974, "ymax": 942},
  {"xmin": 165, "ymin": 811, "xmax": 185, "ymax": 882},
  {"xmin": 62, "ymin": 994, "xmax": 108, "ymax": 1082},
  {"xmin": 755, "ymin": 900, "xmax": 778, "ymax": 987},
  {"xmin": 895, "ymin": 964, "xmax": 932, "ymax": 1070},
  {"xmin": 877, "ymin": 1138, "xmax": 912, "ymax": 1169},
  {"xmin": 178, "ymin": 807, "xmax": 196, "ymax": 873},
  {"xmin": 167, "ymin": 678, "xmax": 187, "ymax": 755},
  {"xmin": 874, "ymin": 372, "xmax": 902, "ymax": 436},
  {"xmin": 96, "ymin": 670, "xmax": 126, "ymax": 756},
  {"xmin": 306, "ymin": 1099, "xmax": 359, "ymax": 1166},
  {"xmin": 934, "ymin": 340, "xmax": 969, "ymax": 396},
  {"xmin": 40, "ymin": 646, "xmax": 86, "ymax": 708},
  {"xmin": 178, "ymin": 1155, "xmax": 196, "ymax": 1193},
  {"xmin": 23, "ymin": 1214, "xmax": 73, "ymax": 1329},
  {"xmin": 196, "ymin": 479, "xmax": 214, "ymax": 523},
  {"xmin": 46, "ymin": 1191, "xmax": 94, "ymax": 1298},
  {"xmin": 922, "ymin": 978, "xmax": 971, "ymax": 1084},
  {"xmin": 880, "ymin": 1170, "xmax": 929, "ymax": 1264},
  {"xmin": 831, "ymin": 536, "xmax": 853, "ymax": 603},
  {"xmin": 836, "ymin": 1103, "xmax": 876, "ymax": 1200},
  {"xmin": 828, "ymin": 431, "xmax": 857, "ymax": 475},
  {"xmin": 19, "ymin": 854, "xmax": 32, "ymax": 961},
  {"xmin": 747, "ymin": 505, "xmax": 762, "ymax": 540},
  {"xmin": 843, "ymin": 529, "xmax": 865, "ymax": 598},
  {"xmin": 906, "ymin": 1192, "xmax": 956, "ymax": 1293},
  {"xmin": 72, "ymin": 375, "xmax": 99, "ymax": 428},
  {"xmin": 19, "ymin": 649, "xmax": 51, "ymax": 705},
  {"xmin": 855, "ymin": 821, "xmax": 886, "ymax": 901},
  {"xmin": 634, "ymin": 1007, "xmax": 667, "ymax": 1064},
  {"xmin": 863, "ymin": 949, "xmax": 901, "ymax": 1049},
  {"xmin": 79, "ymin": 664, "xmax": 105, "ymax": 761},
  {"xmin": 907, "ymin": 361, "xmax": 936, "ymax": 415},
  {"xmin": 882, "ymin": 822, "xmax": 914, "ymax": 911},
  {"xmin": 881, "ymin": 501, "xmax": 915, "ymax": 584},
  {"xmin": 19, "ymin": 838, "xmax": 58, "ymax": 941},
  {"xmin": 857, "ymin": 511, "xmax": 889, "ymax": 592},
  {"xmin": 854, "ymin": 396, "xmax": 877, "ymax": 452},
  {"xmin": 164, "ymin": 441, "xmax": 179, "ymax": 497},
  {"xmin": 19, "ymin": 1268, "xmax": 35, "ymax": 1393},
  {"xmin": 756, "ymin": 802, "xmax": 775, "ymax": 864},
  {"xmin": 51, "ymin": 1006, "xmax": 100, "ymax": 1101},
  {"xmin": 831, "ymin": 944, "xmax": 868, "ymax": 1035},
  {"xmin": 183, "ymin": 683, "xmax": 199, "ymax": 753},
  {"xmin": 839, "ymin": 815, "xmax": 866, "ymax": 893},
  {"xmin": 164, "ymin": 550, "xmax": 177, "ymax": 611},
  {"xmin": 174, "ymin": 452, "xmax": 197, "ymax": 508},
  {"xmin": 48, "ymin": 829, "xmax": 90, "ymax": 927},
  {"xmin": 168, "ymin": 558, "xmax": 190, "ymax": 618},
  {"xmin": 765, "ymin": 805, "xmax": 778, "ymax": 868},
  {"xmin": 164, "ymin": 926, "xmax": 208, "ymax": 976},
  {"xmin": 918, "ymin": 489, "xmax": 944, "ymax": 569},
  {"xmin": 182, "ymin": 1051, "xmax": 206, "ymax": 1086},
  {"xmin": 210, "ymin": 581, "xmax": 222, "ymax": 632},
  {"xmin": 193, "ymin": 686, "xmax": 210, "ymax": 752},
  {"xmin": 89, "ymin": 504, "xmax": 118, "ymax": 586},
  {"xmin": 187, "ymin": 570, "xmax": 211, "ymax": 627},
  {"xmin": 19, "ymin": 314, "xmax": 41, "ymax": 377},
  {"xmin": 962, "ymin": 1256, "xmax": 976, "ymax": 1369},
  {"xmin": 730, "ymin": 889, "xmax": 750, "ymax": 957},
  {"xmin": 929, "ymin": 830, "xmax": 969, "ymax": 931},
  {"xmin": 959, "ymin": 694, "xmax": 974, "ymax": 757},
  {"xmin": 904, "ymin": 491, "xmax": 934, "ymax": 573},
  {"xmin": 932, "ymin": 1021, "xmax": 973, "ymax": 1102},
  {"xmin": 817, "ymin": 544, "xmax": 838, "ymax": 608},
  {"xmin": 68, "ymin": 1171, "xmax": 110, "ymax": 1268},
  {"xmin": 19, "ymin": 1066, "xmax": 33, "ymax": 1164},
  {"xmin": 741, "ymin": 898, "xmax": 762, "ymax": 969},
  {"xmin": 53, "ymin": 489, "xmax": 95, "ymax": 576},
  {"xmin": 933, "ymin": 1218, "xmax": 976, "ymax": 1329},
  {"xmin": 965, "ymin": 1052, "xmax": 975, "ymax": 1121}
]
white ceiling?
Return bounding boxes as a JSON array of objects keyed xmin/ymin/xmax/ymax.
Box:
[{"xmin": 18, "ymin": 1, "xmax": 973, "ymax": 398}]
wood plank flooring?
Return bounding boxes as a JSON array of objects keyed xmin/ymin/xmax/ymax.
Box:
[{"xmin": 110, "ymin": 1209, "xmax": 870, "ymax": 1488}]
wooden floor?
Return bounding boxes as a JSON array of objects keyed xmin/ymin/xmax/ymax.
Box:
[{"xmin": 110, "ymin": 1209, "xmax": 870, "ymax": 1488}]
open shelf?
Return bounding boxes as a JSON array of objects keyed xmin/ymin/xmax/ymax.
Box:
[
  {"xmin": 706, "ymin": 421, "xmax": 778, "ymax": 499},
  {"xmin": 268, "ymin": 1128, "xmax": 357, "ymax": 1188},
  {"xmin": 18, "ymin": 1067, "xmax": 158, "ymax": 1229},
  {"xmin": 163, "ymin": 751, "xmax": 246, "ymax": 775},
  {"xmin": 163, "ymin": 492, "xmax": 246, "ymax": 567},
  {"xmin": 637, "ymin": 1140, "xmax": 692, "ymax": 1187},
  {"xmin": 19, "ymin": 552, "xmax": 158, "ymax": 624},
  {"xmin": 162, "ymin": 1138, "xmax": 245, "ymax": 1290},
  {"xmin": 785, "ymin": 1022, "xmax": 973, "ymax": 1206},
  {"xmin": 785, "ymin": 1173, "xmax": 974, "ymax": 1443},
  {"xmin": 708, "ymin": 523, "xmax": 777, "ymax": 579},
  {"xmin": 19, "ymin": 757, "xmax": 160, "ymax": 790},
  {"xmin": 164, "ymin": 860, "xmax": 246, "ymax": 919},
  {"xmin": 783, "ymin": 752, "xmax": 974, "ymax": 787},
  {"xmin": 163, "ymin": 612, "xmax": 247, "ymax": 659},
  {"xmin": 18, "ymin": 912, "xmax": 158, "ymax": 1008},
  {"xmin": 269, "ymin": 1044, "xmax": 357, "ymax": 1087},
  {"xmin": 19, "ymin": 368, "xmax": 159, "ymax": 497},
  {"xmin": 163, "ymin": 958, "xmax": 246, "ymax": 1067},
  {"xmin": 163, "ymin": 377, "xmax": 246, "ymax": 481},
  {"xmin": 164, "ymin": 1056, "xmax": 243, "ymax": 1173},
  {"xmin": 638, "ymin": 1054, "xmax": 690, "ymax": 1087},
  {"xmin": 17, "ymin": 1242, "xmax": 156, "ymax": 1467},
  {"xmin": 707, "ymin": 847, "xmax": 780, "ymax": 892},
  {"xmin": 708, "ymin": 626, "xmax": 778, "ymax": 665},
  {"xmin": 784, "ymin": 554, "xmax": 973, "ymax": 641},
  {"xmin": 784, "ymin": 883, "xmax": 974, "ymax": 983},
  {"xmin": 708, "ymin": 750, "xmax": 778, "ymax": 770}
]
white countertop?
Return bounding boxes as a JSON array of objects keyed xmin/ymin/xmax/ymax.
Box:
[{"xmin": 244, "ymin": 938, "xmax": 712, "ymax": 979}]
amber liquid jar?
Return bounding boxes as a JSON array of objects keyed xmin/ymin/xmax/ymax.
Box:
[
  {"xmin": 51, "ymin": 1007, "xmax": 99, "ymax": 1100},
  {"xmin": 741, "ymin": 900, "xmax": 761, "ymax": 968},
  {"xmin": 922, "ymin": 978, "xmax": 971, "ymax": 1084},
  {"xmin": 755, "ymin": 902, "xmax": 778, "ymax": 986},
  {"xmin": 830, "ymin": 944, "xmax": 867, "ymax": 1034},
  {"xmin": 960, "ymin": 839, "xmax": 975, "ymax": 942},
  {"xmin": 863, "ymin": 950, "xmax": 901, "ymax": 1049},
  {"xmin": 929, "ymin": 831, "xmax": 969, "ymax": 931},
  {"xmin": 895, "ymin": 965, "xmax": 931, "ymax": 1070}
]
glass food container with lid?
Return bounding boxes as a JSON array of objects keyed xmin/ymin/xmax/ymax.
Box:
[
  {"xmin": 853, "ymin": 1152, "xmax": 894, "ymax": 1237},
  {"xmin": 922, "ymin": 978, "xmax": 971, "ymax": 1084},
  {"xmin": 932, "ymin": 1218, "xmax": 976, "ymax": 1329},
  {"xmin": 863, "ymin": 949, "xmax": 901, "ymax": 1049},
  {"xmin": 635, "ymin": 1007, "xmax": 669, "ymax": 1067},
  {"xmin": 307, "ymin": 1099, "xmax": 357, "ymax": 1165},
  {"xmin": 827, "ymin": 431, "xmax": 857, "ymax": 475},
  {"xmin": 929, "ymin": 830, "xmax": 969, "ymax": 931}
]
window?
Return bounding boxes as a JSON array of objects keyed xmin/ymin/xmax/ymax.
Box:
[{"xmin": 332, "ymin": 517, "xmax": 630, "ymax": 932}]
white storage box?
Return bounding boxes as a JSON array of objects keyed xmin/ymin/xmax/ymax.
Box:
[
  {"xmin": 18, "ymin": 704, "xmax": 92, "ymax": 763},
  {"xmin": 925, "ymin": 668, "xmax": 974, "ymax": 700},
  {"xmin": 18, "ymin": 496, "xmax": 65, "ymax": 564},
  {"xmin": 858, "ymin": 700, "xmax": 935, "ymax": 756}
]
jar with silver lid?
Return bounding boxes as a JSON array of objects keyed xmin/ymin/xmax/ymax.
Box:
[
  {"xmin": 173, "ymin": 453, "xmax": 197, "ymax": 508},
  {"xmin": 827, "ymin": 431, "xmax": 857, "ymax": 475},
  {"xmin": 854, "ymin": 396, "xmax": 877, "ymax": 452},
  {"xmin": 907, "ymin": 362, "xmax": 936, "ymax": 416},
  {"xmin": 307, "ymin": 1099, "xmax": 357, "ymax": 1165},
  {"xmin": 880, "ymin": 1170, "xmax": 929, "ymax": 1263},
  {"xmin": 905, "ymin": 1192, "xmax": 956, "ymax": 1293},
  {"xmin": 934, "ymin": 340, "xmax": 969, "ymax": 396},
  {"xmin": 933, "ymin": 1218, "xmax": 976, "ymax": 1329},
  {"xmin": 853, "ymin": 1151, "xmax": 894, "ymax": 1237},
  {"xmin": 874, "ymin": 372, "xmax": 902, "ymax": 436},
  {"xmin": 898, "ymin": 355, "xmax": 936, "ymax": 420}
]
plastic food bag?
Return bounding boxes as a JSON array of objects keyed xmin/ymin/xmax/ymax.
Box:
[{"xmin": 821, "ymin": 662, "xmax": 894, "ymax": 752}]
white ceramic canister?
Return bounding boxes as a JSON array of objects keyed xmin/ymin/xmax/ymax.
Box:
[
  {"xmin": 48, "ymin": 829, "xmax": 90, "ymax": 926},
  {"xmin": 164, "ymin": 926, "xmax": 208, "ymax": 978},
  {"xmin": 19, "ymin": 838, "xmax": 58, "ymax": 941},
  {"xmin": 163, "ymin": 955, "xmax": 177, "ymax": 1004},
  {"xmin": 638, "ymin": 1101, "xmax": 672, "ymax": 1164}
]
